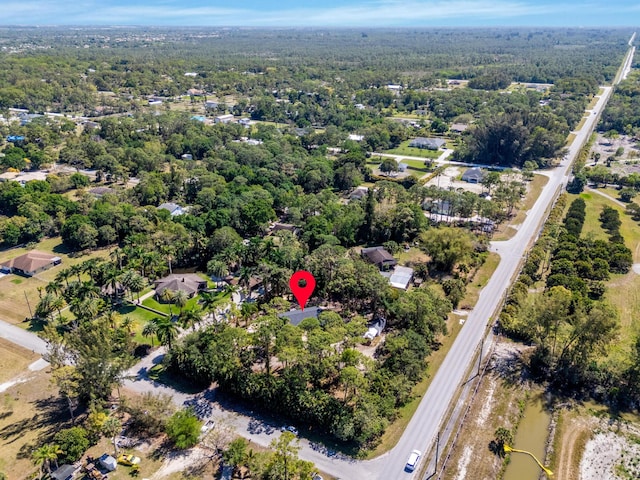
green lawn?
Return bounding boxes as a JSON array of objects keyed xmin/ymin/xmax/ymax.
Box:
[
  {"xmin": 142, "ymin": 295, "xmax": 198, "ymax": 314},
  {"xmin": 116, "ymin": 304, "xmax": 164, "ymax": 344},
  {"xmin": 384, "ymin": 140, "xmax": 442, "ymax": 159}
]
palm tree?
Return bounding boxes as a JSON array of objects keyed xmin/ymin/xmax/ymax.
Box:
[
  {"xmin": 207, "ymin": 259, "xmax": 229, "ymax": 287},
  {"xmin": 68, "ymin": 263, "xmax": 83, "ymax": 282},
  {"xmin": 51, "ymin": 296, "xmax": 65, "ymax": 319},
  {"xmin": 104, "ymin": 310, "xmax": 122, "ymax": 329},
  {"xmin": 35, "ymin": 293, "xmax": 55, "ymax": 322},
  {"xmin": 80, "ymin": 258, "xmax": 101, "ymax": 279},
  {"xmin": 155, "ymin": 317, "xmax": 178, "ymax": 349},
  {"xmin": 199, "ymin": 290, "xmax": 219, "ymax": 315},
  {"xmin": 120, "ymin": 316, "xmax": 134, "ymax": 335},
  {"xmin": 121, "ymin": 269, "xmax": 142, "ymax": 302},
  {"xmin": 128, "ymin": 272, "xmax": 145, "ymax": 303},
  {"xmin": 45, "ymin": 279, "xmax": 64, "ymax": 296},
  {"xmin": 172, "ymin": 289, "xmax": 188, "ymax": 314},
  {"xmin": 179, "ymin": 308, "xmax": 202, "ymax": 331},
  {"xmin": 32, "ymin": 443, "xmax": 63, "ymax": 478},
  {"xmin": 142, "ymin": 320, "xmax": 158, "ymax": 346},
  {"xmin": 109, "ymin": 248, "xmax": 124, "ymax": 271},
  {"xmin": 102, "ymin": 416, "xmax": 122, "ymax": 456},
  {"xmin": 55, "ymin": 268, "xmax": 72, "ymax": 288},
  {"xmin": 241, "ymin": 302, "xmax": 258, "ymax": 328},
  {"xmin": 102, "ymin": 264, "xmax": 121, "ymax": 304},
  {"xmin": 160, "ymin": 288, "xmax": 174, "ymax": 316}
]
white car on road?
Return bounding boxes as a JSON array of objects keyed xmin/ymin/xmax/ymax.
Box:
[{"xmin": 405, "ymin": 449, "xmax": 421, "ymax": 472}]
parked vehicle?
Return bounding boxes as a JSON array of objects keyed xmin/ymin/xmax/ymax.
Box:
[
  {"xmin": 117, "ymin": 453, "xmax": 141, "ymax": 466},
  {"xmin": 405, "ymin": 449, "xmax": 422, "ymax": 472},
  {"xmin": 280, "ymin": 425, "xmax": 299, "ymax": 436}
]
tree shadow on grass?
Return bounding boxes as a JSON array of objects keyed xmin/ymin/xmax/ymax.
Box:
[{"xmin": 0, "ymin": 396, "xmax": 70, "ymax": 450}]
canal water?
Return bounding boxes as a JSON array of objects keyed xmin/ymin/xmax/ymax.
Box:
[{"xmin": 503, "ymin": 393, "xmax": 552, "ymax": 480}]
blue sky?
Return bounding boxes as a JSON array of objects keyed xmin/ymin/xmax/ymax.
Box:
[{"xmin": 2, "ymin": 0, "xmax": 639, "ymax": 27}]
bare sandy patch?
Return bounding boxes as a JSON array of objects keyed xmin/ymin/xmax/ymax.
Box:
[
  {"xmin": 580, "ymin": 428, "xmax": 640, "ymax": 480},
  {"xmin": 150, "ymin": 447, "xmax": 210, "ymax": 479},
  {"xmin": 476, "ymin": 378, "xmax": 495, "ymax": 426},
  {"xmin": 454, "ymin": 445, "xmax": 473, "ymax": 480}
]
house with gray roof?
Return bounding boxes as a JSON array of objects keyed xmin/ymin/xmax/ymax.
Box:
[
  {"xmin": 461, "ymin": 167, "xmax": 485, "ymax": 184},
  {"xmin": 154, "ymin": 274, "xmax": 207, "ymax": 299},
  {"xmin": 279, "ymin": 306, "xmax": 323, "ymax": 326},
  {"xmin": 158, "ymin": 202, "xmax": 185, "ymax": 216},
  {"xmin": 361, "ymin": 246, "xmax": 397, "ymax": 271},
  {"xmin": 409, "ymin": 137, "xmax": 446, "ymax": 150}
]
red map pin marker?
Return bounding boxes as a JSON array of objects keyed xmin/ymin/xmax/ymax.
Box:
[{"xmin": 289, "ymin": 270, "xmax": 316, "ymax": 311}]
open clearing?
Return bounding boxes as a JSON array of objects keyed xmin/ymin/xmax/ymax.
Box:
[{"xmin": 0, "ymin": 339, "xmax": 38, "ymax": 384}]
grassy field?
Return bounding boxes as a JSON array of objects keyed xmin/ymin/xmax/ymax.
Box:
[
  {"xmin": 0, "ymin": 339, "xmax": 39, "ymax": 384},
  {"xmin": 367, "ymin": 252, "xmax": 501, "ymax": 457},
  {"xmin": 384, "ymin": 141, "xmax": 442, "ymax": 159},
  {"xmin": 0, "ymin": 369, "xmax": 63, "ymax": 480},
  {"xmin": 0, "ymin": 237, "xmax": 109, "ymax": 325}
]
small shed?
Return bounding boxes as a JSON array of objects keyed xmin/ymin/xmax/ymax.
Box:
[{"xmin": 99, "ymin": 453, "xmax": 117, "ymax": 472}]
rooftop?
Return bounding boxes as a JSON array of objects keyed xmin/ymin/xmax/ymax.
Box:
[{"xmin": 279, "ymin": 306, "xmax": 323, "ymax": 326}]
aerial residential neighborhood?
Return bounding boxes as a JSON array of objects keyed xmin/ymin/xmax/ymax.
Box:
[{"xmin": 0, "ymin": 7, "xmax": 639, "ymax": 480}]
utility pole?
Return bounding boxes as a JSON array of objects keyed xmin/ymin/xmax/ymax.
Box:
[
  {"xmin": 434, "ymin": 429, "xmax": 440, "ymax": 475},
  {"xmin": 477, "ymin": 339, "xmax": 483, "ymax": 376},
  {"xmin": 24, "ymin": 290, "xmax": 33, "ymax": 318}
]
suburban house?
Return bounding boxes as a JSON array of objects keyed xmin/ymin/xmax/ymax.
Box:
[
  {"xmin": 363, "ymin": 316, "xmax": 387, "ymax": 340},
  {"xmin": 51, "ymin": 464, "xmax": 80, "ymax": 480},
  {"xmin": 279, "ymin": 306, "xmax": 323, "ymax": 326},
  {"xmin": 88, "ymin": 186, "xmax": 115, "ymax": 198},
  {"xmin": 450, "ymin": 123, "xmax": 469, "ymax": 133},
  {"xmin": 205, "ymin": 100, "xmax": 219, "ymax": 109},
  {"xmin": 158, "ymin": 202, "xmax": 185, "ymax": 216},
  {"xmin": 349, "ymin": 186, "xmax": 369, "ymax": 201},
  {"xmin": 361, "ymin": 246, "xmax": 397, "ymax": 271},
  {"xmin": 0, "ymin": 250, "xmax": 62, "ymax": 277},
  {"xmin": 214, "ymin": 114, "xmax": 235, "ymax": 124},
  {"xmin": 154, "ymin": 274, "xmax": 207, "ymax": 299},
  {"xmin": 461, "ymin": 167, "xmax": 485, "ymax": 184},
  {"xmin": 388, "ymin": 266, "xmax": 414, "ymax": 290},
  {"xmin": 409, "ymin": 137, "xmax": 446, "ymax": 150},
  {"xmin": 348, "ymin": 134, "xmax": 364, "ymax": 142},
  {"xmin": 269, "ymin": 222, "xmax": 300, "ymax": 235}
]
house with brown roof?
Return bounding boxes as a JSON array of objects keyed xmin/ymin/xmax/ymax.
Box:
[
  {"xmin": 154, "ymin": 274, "xmax": 207, "ymax": 299},
  {"xmin": 0, "ymin": 250, "xmax": 62, "ymax": 277},
  {"xmin": 361, "ymin": 246, "xmax": 397, "ymax": 271}
]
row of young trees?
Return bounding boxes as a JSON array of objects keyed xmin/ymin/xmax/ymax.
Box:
[{"xmin": 500, "ymin": 195, "xmax": 639, "ymax": 400}]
